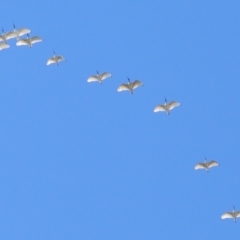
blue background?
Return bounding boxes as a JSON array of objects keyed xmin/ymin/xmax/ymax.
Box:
[{"xmin": 0, "ymin": 1, "xmax": 240, "ymax": 239}]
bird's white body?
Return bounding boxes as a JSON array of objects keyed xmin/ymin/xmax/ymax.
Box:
[
  {"xmin": 47, "ymin": 52, "xmax": 65, "ymax": 66},
  {"xmin": 16, "ymin": 35, "xmax": 43, "ymax": 48},
  {"xmin": 87, "ymin": 72, "xmax": 111, "ymax": 84},
  {"xmin": 0, "ymin": 42, "xmax": 10, "ymax": 50},
  {"xmin": 10, "ymin": 25, "xmax": 31, "ymax": 40},
  {"xmin": 221, "ymin": 207, "xmax": 240, "ymax": 222},
  {"xmin": 154, "ymin": 99, "xmax": 180, "ymax": 115},
  {"xmin": 195, "ymin": 159, "xmax": 220, "ymax": 172},
  {"xmin": 117, "ymin": 79, "xmax": 144, "ymax": 94}
]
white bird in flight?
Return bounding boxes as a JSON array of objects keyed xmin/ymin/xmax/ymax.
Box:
[
  {"xmin": 8, "ymin": 24, "xmax": 31, "ymax": 40},
  {"xmin": 194, "ymin": 158, "xmax": 220, "ymax": 172},
  {"xmin": 221, "ymin": 206, "xmax": 240, "ymax": 222},
  {"xmin": 47, "ymin": 51, "xmax": 65, "ymax": 66},
  {"xmin": 16, "ymin": 33, "xmax": 43, "ymax": 48},
  {"xmin": 117, "ymin": 78, "xmax": 144, "ymax": 94},
  {"xmin": 154, "ymin": 98, "xmax": 180, "ymax": 115},
  {"xmin": 0, "ymin": 28, "xmax": 15, "ymax": 43},
  {"xmin": 87, "ymin": 71, "xmax": 112, "ymax": 84},
  {"xmin": 0, "ymin": 42, "xmax": 10, "ymax": 51}
]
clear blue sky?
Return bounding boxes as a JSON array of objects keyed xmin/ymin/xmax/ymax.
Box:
[{"xmin": 0, "ymin": 1, "xmax": 240, "ymax": 239}]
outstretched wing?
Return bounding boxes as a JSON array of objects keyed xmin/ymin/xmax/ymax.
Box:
[
  {"xmin": 56, "ymin": 56, "xmax": 65, "ymax": 62},
  {"xmin": 236, "ymin": 211, "xmax": 240, "ymax": 218},
  {"xmin": 18, "ymin": 28, "xmax": 31, "ymax": 37},
  {"xmin": 153, "ymin": 105, "xmax": 166, "ymax": 113},
  {"xmin": 0, "ymin": 35, "xmax": 6, "ymax": 42},
  {"xmin": 5, "ymin": 32, "xmax": 16, "ymax": 40},
  {"xmin": 87, "ymin": 75, "xmax": 99, "ymax": 82},
  {"xmin": 169, "ymin": 101, "xmax": 180, "ymax": 110},
  {"xmin": 132, "ymin": 80, "xmax": 144, "ymax": 89},
  {"xmin": 117, "ymin": 84, "xmax": 130, "ymax": 92},
  {"xmin": 221, "ymin": 212, "xmax": 233, "ymax": 219},
  {"xmin": 99, "ymin": 72, "xmax": 111, "ymax": 81},
  {"xmin": 16, "ymin": 39, "xmax": 29, "ymax": 46},
  {"xmin": 30, "ymin": 36, "xmax": 43, "ymax": 44},
  {"xmin": 46, "ymin": 57, "xmax": 56, "ymax": 65},
  {"xmin": 194, "ymin": 163, "xmax": 206, "ymax": 170},
  {"xmin": 0, "ymin": 42, "xmax": 10, "ymax": 50},
  {"xmin": 208, "ymin": 160, "xmax": 220, "ymax": 168}
]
